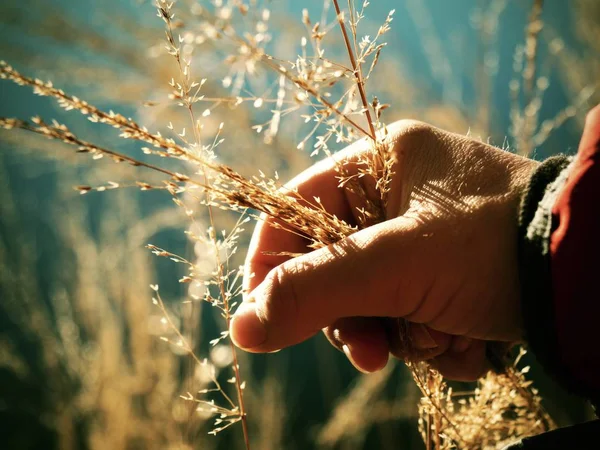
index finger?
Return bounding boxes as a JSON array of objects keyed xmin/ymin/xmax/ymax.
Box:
[{"xmin": 243, "ymin": 137, "xmax": 373, "ymax": 295}]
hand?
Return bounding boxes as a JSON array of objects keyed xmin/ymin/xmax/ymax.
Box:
[{"xmin": 230, "ymin": 120, "xmax": 538, "ymax": 381}]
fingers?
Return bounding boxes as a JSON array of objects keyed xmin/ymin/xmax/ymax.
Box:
[
  {"xmin": 323, "ymin": 317, "xmax": 390, "ymax": 374},
  {"xmin": 429, "ymin": 338, "xmax": 488, "ymax": 382},
  {"xmin": 386, "ymin": 321, "xmax": 453, "ymax": 362},
  {"xmin": 231, "ymin": 217, "xmax": 422, "ymax": 352},
  {"xmin": 323, "ymin": 316, "xmax": 488, "ymax": 380},
  {"xmin": 321, "ymin": 316, "xmax": 489, "ymax": 380},
  {"xmin": 243, "ymin": 138, "xmax": 374, "ymax": 297},
  {"xmin": 384, "ymin": 320, "xmax": 486, "ymax": 381},
  {"xmin": 243, "ymin": 121, "xmax": 433, "ymax": 298},
  {"xmin": 325, "ymin": 319, "xmax": 450, "ymax": 375}
]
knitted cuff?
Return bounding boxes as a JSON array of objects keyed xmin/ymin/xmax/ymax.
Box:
[{"xmin": 518, "ymin": 155, "xmax": 574, "ymax": 391}]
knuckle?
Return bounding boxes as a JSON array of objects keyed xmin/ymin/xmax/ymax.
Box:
[
  {"xmin": 387, "ymin": 119, "xmax": 436, "ymax": 147},
  {"xmin": 262, "ymin": 262, "xmax": 301, "ymax": 323},
  {"xmin": 385, "ymin": 120, "xmax": 442, "ymax": 177}
]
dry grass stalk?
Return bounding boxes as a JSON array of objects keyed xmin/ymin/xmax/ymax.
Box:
[
  {"xmin": 158, "ymin": 2, "xmax": 252, "ymax": 444},
  {"xmin": 0, "ymin": 82, "xmax": 355, "ymax": 249},
  {"xmin": 509, "ymin": 0, "xmax": 596, "ymax": 156},
  {"xmin": 412, "ymin": 348, "xmax": 554, "ymax": 450}
]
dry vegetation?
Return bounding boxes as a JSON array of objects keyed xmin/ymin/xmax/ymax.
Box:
[{"xmin": 1, "ymin": 0, "xmax": 598, "ymax": 449}]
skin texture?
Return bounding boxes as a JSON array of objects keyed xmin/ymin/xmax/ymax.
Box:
[{"xmin": 230, "ymin": 120, "xmax": 539, "ymax": 381}]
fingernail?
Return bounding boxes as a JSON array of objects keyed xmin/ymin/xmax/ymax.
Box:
[
  {"xmin": 230, "ymin": 302, "xmax": 267, "ymax": 350},
  {"xmin": 413, "ymin": 324, "xmax": 438, "ymax": 350},
  {"xmin": 342, "ymin": 344, "xmax": 370, "ymax": 374},
  {"xmin": 451, "ymin": 336, "xmax": 473, "ymax": 353}
]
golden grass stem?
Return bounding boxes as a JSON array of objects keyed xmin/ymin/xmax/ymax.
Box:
[
  {"xmin": 161, "ymin": 5, "xmax": 252, "ymax": 444},
  {"xmin": 524, "ymin": 0, "xmax": 544, "ymax": 97},
  {"xmin": 260, "ymin": 56, "xmax": 375, "ymax": 138},
  {"xmin": 332, "ymin": 0, "xmax": 377, "ymax": 140}
]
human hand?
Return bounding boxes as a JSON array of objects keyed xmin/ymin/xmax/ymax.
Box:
[{"xmin": 230, "ymin": 120, "xmax": 538, "ymax": 381}]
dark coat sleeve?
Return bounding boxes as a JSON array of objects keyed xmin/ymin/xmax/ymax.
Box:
[
  {"xmin": 550, "ymin": 105, "xmax": 600, "ymax": 407},
  {"xmin": 503, "ymin": 419, "xmax": 600, "ymax": 450},
  {"xmin": 519, "ymin": 104, "xmax": 600, "ymax": 413}
]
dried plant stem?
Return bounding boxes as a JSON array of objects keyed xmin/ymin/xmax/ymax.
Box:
[
  {"xmin": 194, "ymin": 130, "xmax": 251, "ymax": 448},
  {"xmin": 1, "ymin": 118, "xmax": 179, "ymax": 177},
  {"xmin": 411, "ymin": 367, "xmax": 466, "ymax": 447},
  {"xmin": 0, "ymin": 61, "xmax": 214, "ymax": 170},
  {"xmin": 505, "ymin": 366, "xmax": 556, "ymax": 430},
  {"xmin": 1, "ymin": 62, "xmax": 356, "ymax": 245},
  {"xmin": 524, "ymin": 0, "xmax": 544, "ymax": 97},
  {"xmin": 161, "ymin": 4, "xmax": 251, "ymax": 444},
  {"xmin": 329, "ymin": 7, "xmax": 467, "ymax": 443},
  {"xmin": 0, "ymin": 116, "xmax": 351, "ymax": 243},
  {"xmin": 260, "ymin": 56, "xmax": 374, "ymax": 138},
  {"xmin": 152, "ymin": 289, "xmax": 242, "ymax": 420},
  {"xmin": 228, "ymin": 328, "xmax": 250, "ymax": 449},
  {"xmin": 332, "ymin": 0, "xmax": 377, "ymax": 140},
  {"xmin": 199, "ymin": 157, "xmax": 251, "ymax": 449},
  {"xmin": 178, "ymin": 5, "xmax": 374, "ymax": 140},
  {"xmin": 513, "ymin": 0, "xmax": 544, "ymax": 156}
]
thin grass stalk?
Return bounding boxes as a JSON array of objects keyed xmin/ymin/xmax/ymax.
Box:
[
  {"xmin": 332, "ymin": 0, "xmax": 377, "ymax": 140},
  {"xmin": 173, "ymin": 2, "xmax": 374, "ymax": 140},
  {"xmin": 160, "ymin": 3, "xmax": 251, "ymax": 445},
  {"xmin": 524, "ymin": 0, "xmax": 544, "ymax": 96},
  {"xmin": 259, "ymin": 56, "xmax": 374, "ymax": 138}
]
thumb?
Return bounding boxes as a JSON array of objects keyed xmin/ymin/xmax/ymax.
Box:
[{"xmin": 230, "ymin": 217, "xmax": 424, "ymax": 353}]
